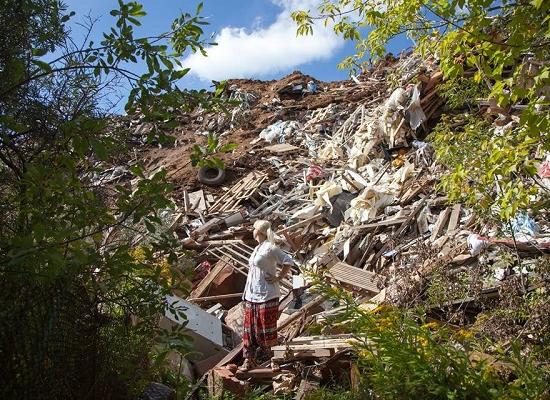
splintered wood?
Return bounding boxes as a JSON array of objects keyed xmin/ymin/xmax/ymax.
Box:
[{"xmin": 208, "ymin": 171, "xmax": 267, "ymax": 213}]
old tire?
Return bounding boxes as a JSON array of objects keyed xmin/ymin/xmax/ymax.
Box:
[{"xmin": 197, "ymin": 166, "xmax": 226, "ymax": 186}]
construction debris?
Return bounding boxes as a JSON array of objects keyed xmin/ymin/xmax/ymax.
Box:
[{"xmin": 111, "ymin": 52, "xmax": 550, "ymax": 398}]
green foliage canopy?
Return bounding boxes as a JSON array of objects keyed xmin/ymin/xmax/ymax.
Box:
[{"xmin": 0, "ymin": 0, "xmax": 218, "ymax": 397}]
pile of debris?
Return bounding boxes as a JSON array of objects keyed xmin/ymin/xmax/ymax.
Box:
[{"xmin": 128, "ymin": 53, "xmax": 549, "ymax": 398}]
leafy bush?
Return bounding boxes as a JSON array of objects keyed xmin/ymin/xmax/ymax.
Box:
[
  {"xmin": 322, "ymin": 305, "xmax": 550, "ymax": 400},
  {"xmin": 190, "ymin": 132, "xmax": 237, "ymax": 170}
]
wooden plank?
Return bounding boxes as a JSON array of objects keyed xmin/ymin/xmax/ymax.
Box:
[
  {"xmin": 430, "ymin": 207, "xmax": 451, "ymax": 241},
  {"xmin": 271, "ymin": 334, "xmax": 358, "ymax": 361},
  {"xmin": 329, "ymin": 262, "xmax": 381, "ymax": 294},
  {"xmin": 188, "ymin": 293, "xmax": 243, "ymax": 303},
  {"xmin": 447, "ymin": 204, "xmax": 462, "ymax": 232},
  {"xmin": 353, "ymin": 217, "xmax": 408, "ymax": 232},
  {"xmin": 287, "ymin": 334, "xmax": 355, "ymax": 344},
  {"xmin": 235, "ymin": 368, "xmax": 277, "ymax": 380},
  {"xmin": 183, "ymin": 189, "xmax": 191, "ymax": 213},
  {"xmin": 181, "ymin": 238, "xmax": 250, "ymax": 250},
  {"xmin": 272, "ymin": 341, "xmax": 355, "ymax": 351},
  {"xmin": 264, "ymin": 143, "xmax": 300, "ymax": 153},
  {"xmin": 277, "ymin": 213, "xmax": 324, "ymax": 235},
  {"xmin": 189, "ymin": 258, "xmax": 232, "ymax": 299}
]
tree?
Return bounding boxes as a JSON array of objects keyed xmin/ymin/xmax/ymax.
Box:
[
  {"xmin": 292, "ymin": 0, "xmax": 550, "ymax": 220},
  {"xmin": 0, "ymin": 1, "xmax": 219, "ymax": 398}
]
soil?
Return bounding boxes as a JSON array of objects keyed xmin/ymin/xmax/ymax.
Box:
[{"xmin": 126, "ymin": 69, "xmax": 391, "ymax": 201}]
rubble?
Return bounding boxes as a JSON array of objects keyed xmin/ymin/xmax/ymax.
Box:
[{"xmin": 112, "ymin": 52, "xmax": 549, "ymax": 398}]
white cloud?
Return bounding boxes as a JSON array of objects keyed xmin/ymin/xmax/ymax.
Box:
[{"xmin": 181, "ymin": 0, "xmax": 344, "ymax": 81}]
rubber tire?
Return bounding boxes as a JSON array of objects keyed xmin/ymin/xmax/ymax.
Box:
[{"xmin": 197, "ymin": 166, "xmax": 226, "ymax": 186}]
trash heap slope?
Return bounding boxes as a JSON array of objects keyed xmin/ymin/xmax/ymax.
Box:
[{"xmin": 120, "ymin": 52, "xmax": 549, "ymax": 398}]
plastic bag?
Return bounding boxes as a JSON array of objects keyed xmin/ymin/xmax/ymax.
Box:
[
  {"xmin": 510, "ymin": 212, "xmax": 538, "ymax": 241},
  {"xmin": 407, "ymin": 84, "xmax": 426, "ymax": 130}
]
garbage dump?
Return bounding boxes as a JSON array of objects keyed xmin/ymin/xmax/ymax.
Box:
[{"xmin": 110, "ymin": 56, "xmax": 550, "ymax": 398}]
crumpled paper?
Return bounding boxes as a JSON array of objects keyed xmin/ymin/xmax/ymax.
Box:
[{"xmin": 314, "ymin": 182, "xmax": 342, "ymax": 211}]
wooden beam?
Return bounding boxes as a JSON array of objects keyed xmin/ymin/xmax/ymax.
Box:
[
  {"xmin": 277, "ymin": 213, "xmax": 324, "ymax": 235},
  {"xmin": 353, "ymin": 217, "xmax": 408, "ymax": 232},
  {"xmin": 430, "ymin": 207, "xmax": 451, "ymax": 242},
  {"xmin": 235, "ymin": 368, "xmax": 277, "ymax": 380},
  {"xmin": 264, "ymin": 143, "xmax": 300, "ymax": 154},
  {"xmin": 447, "ymin": 204, "xmax": 462, "ymax": 232},
  {"xmin": 188, "ymin": 293, "xmax": 243, "ymax": 303}
]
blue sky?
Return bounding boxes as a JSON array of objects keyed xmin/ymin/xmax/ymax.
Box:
[{"xmin": 63, "ymin": 0, "xmax": 412, "ymax": 90}]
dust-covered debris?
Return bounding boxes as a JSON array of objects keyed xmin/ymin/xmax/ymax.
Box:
[{"xmin": 108, "ymin": 52, "xmax": 549, "ymax": 398}]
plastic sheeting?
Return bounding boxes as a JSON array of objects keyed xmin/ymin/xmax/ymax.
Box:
[{"xmin": 259, "ymin": 120, "xmax": 300, "ymax": 143}]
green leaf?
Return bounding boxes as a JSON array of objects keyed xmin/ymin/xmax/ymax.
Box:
[
  {"xmin": 32, "ymin": 48, "xmax": 48, "ymax": 57},
  {"xmin": 160, "ymin": 56, "xmax": 173, "ymax": 70},
  {"xmin": 145, "ymin": 220, "xmax": 156, "ymax": 233},
  {"xmin": 219, "ymin": 142, "xmax": 237, "ymax": 153},
  {"xmin": 211, "ymin": 157, "xmax": 225, "ymax": 170},
  {"xmin": 172, "ymin": 68, "xmax": 190, "ymax": 79},
  {"xmin": 128, "ymin": 16, "xmax": 142, "ymax": 26},
  {"xmin": 214, "ymin": 80, "xmax": 227, "ymax": 98},
  {"xmin": 206, "ymin": 134, "xmax": 218, "ymax": 153},
  {"xmin": 31, "ymin": 60, "xmax": 52, "ymax": 73},
  {"xmin": 90, "ymin": 139, "xmax": 108, "ymax": 160}
]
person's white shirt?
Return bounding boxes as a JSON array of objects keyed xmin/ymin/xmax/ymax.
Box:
[{"xmin": 243, "ymin": 241, "xmax": 294, "ymax": 303}]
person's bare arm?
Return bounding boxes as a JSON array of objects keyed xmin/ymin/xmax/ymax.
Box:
[{"xmin": 266, "ymin": 245, "xmax": 295, "ymax": 283}]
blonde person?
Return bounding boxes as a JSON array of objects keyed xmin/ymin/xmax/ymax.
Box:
[{"xmin": 238, "ymin": 220, "xmax": 295, "ymax": 372}]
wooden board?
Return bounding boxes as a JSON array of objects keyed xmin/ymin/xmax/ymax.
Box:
[
  {"xmin": 264, "ymin": 143, "xmax": 300, "ymax": 153},
  {"xmin": 189, "ymin": 258, "xmax": 233, "ymax": 299},
  {"xmin": 353, "ymin": 217, "xmax": 408, "ymax": 232},
  {"xmin": 271, "ymin": 334, "xmax": 358, "ymax": 361},
  {"xmin": 430, "ymin": 207, "xmax": 451, "ymax": 241},
  {"xmin": 447, "ymin": 204, "xmax": 462, "ymax": 232},
  {"xmin": 329, "ymin": 262, "xmax": 382, "ymax": 294}
]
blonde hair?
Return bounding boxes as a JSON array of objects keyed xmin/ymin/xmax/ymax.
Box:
[{"xmin": 253, "ymin": 220, "xmax": 275, "ymax": 244}]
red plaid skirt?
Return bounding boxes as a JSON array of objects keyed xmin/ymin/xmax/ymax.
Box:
[{"xmin": 242, "ymin": 298, "xmax": 279, "ymax": 359}]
